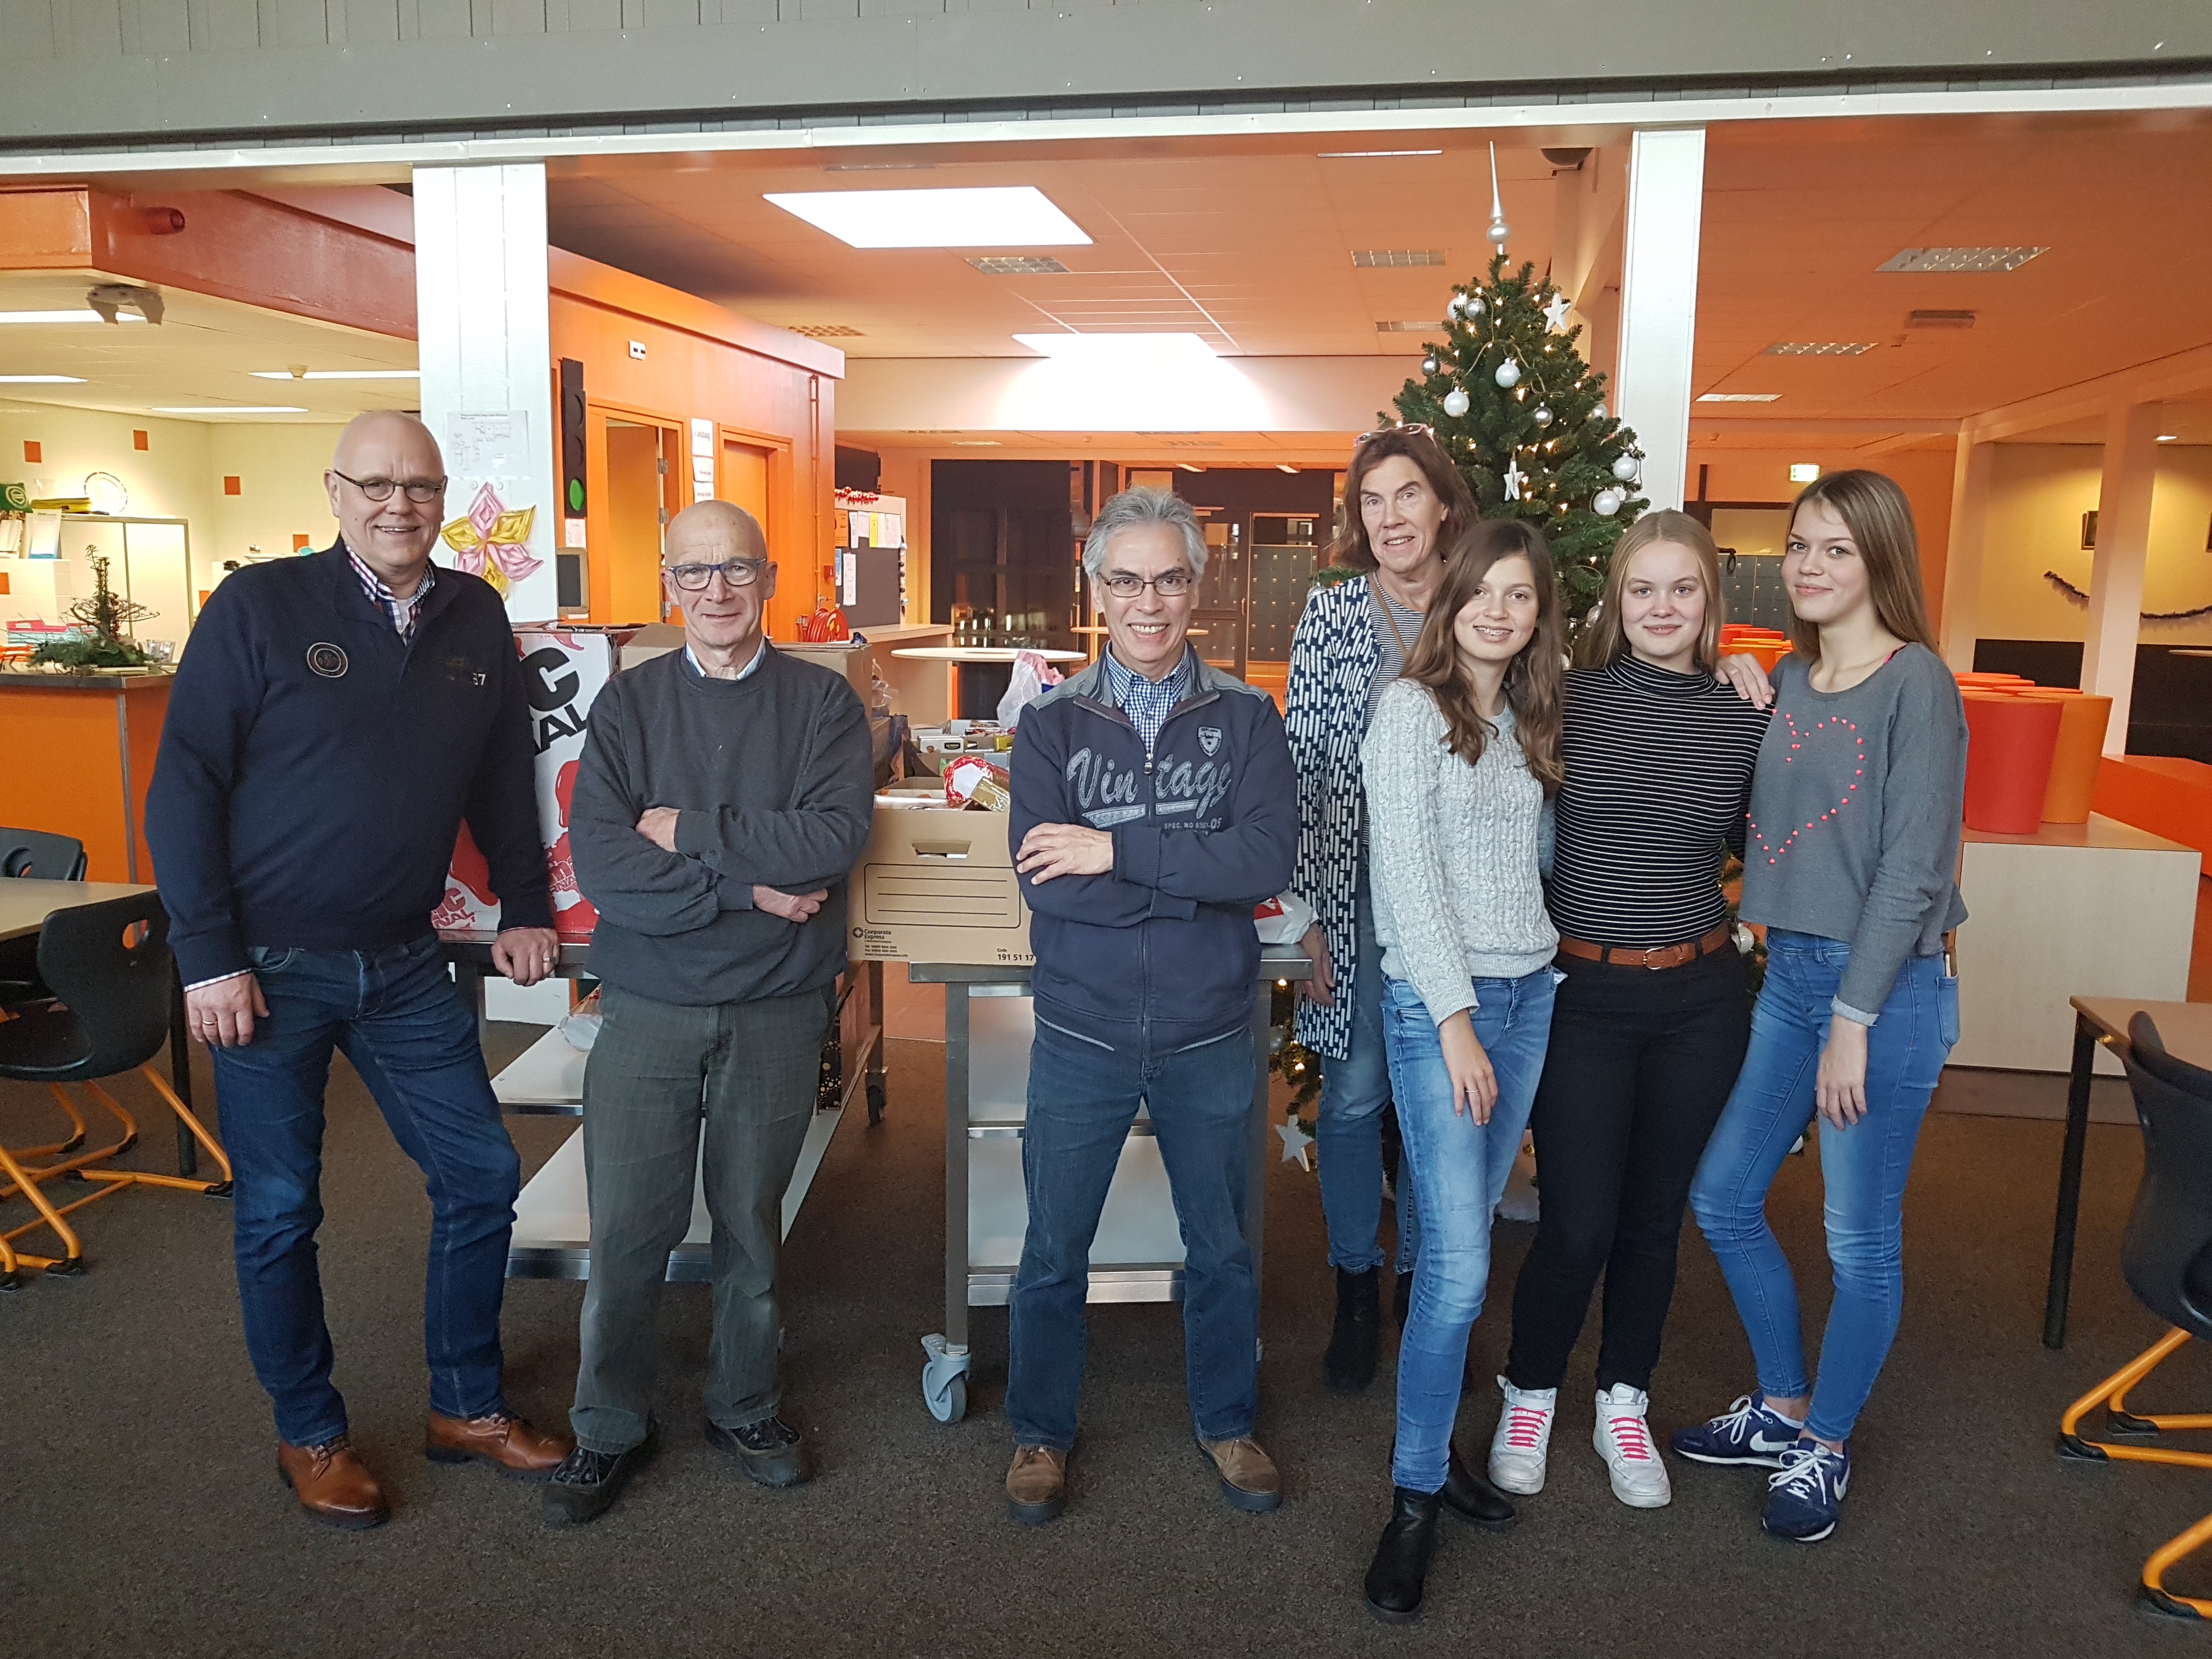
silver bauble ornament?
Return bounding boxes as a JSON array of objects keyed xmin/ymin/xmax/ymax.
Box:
[
  {"xmin": 1593, "ymin": 487, "xmax": 1623, "ymax": 517},
  {"xmin": 1611, "ymin": 453, "xmax": 1640, "ymax": 482},
  {"xmin": 1592, "ymin": 400, "xmax": 1607, "ymax": 422},
  {"xmin": 1532, "ymin": 405, "xmax": 1553, "ymax": 427},
  {"xmin": 1421, "ymin": 354, "xmax": 1440, "ymax": 376},
  {"xmin": 1486, "ymin": 215, "xmax": 1511, "ymax": 249},
  {"xmin": 1446, "ymin": 295, "xmax": 1464, "ymax": 319},
  {"xmin": 1442, "ymin": 386, "xmax": 1472, "ymax": 419},
  {"xmin": 1494, "ymin": 359, "xmax": 1521, "ymax": 390},
  {"xmin": 1467, "ymin": 295, "xmax": 1487, "ymax": 317}
]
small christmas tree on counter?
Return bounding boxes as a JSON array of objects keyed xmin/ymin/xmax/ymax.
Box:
[
  {"xmin": 1387, "ymin": 148, "xmax": 1649, "ymax": 635},
  {"xmin": 27, "ymin": 552, "xmax": 157, "ymax": 670}
]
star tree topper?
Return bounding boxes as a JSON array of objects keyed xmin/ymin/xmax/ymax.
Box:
[{"xmin": 1541, "ymin": 291, "xmax": 1573, "ymax": 332}]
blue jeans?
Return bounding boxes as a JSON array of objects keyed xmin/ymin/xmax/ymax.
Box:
[
  {"xmin": 1314, "ymin": 869, "xmax": 1417, "ymax": 1273},
  {"xmin": 1688, "ymin": 931, "xmax": 1957, "ymax": 1444},
  {"xmin": 210, "ymin": 934, "xmax": 521, "ymax": 1446},
  {"xmin": 1382, "ymin": 967, "xmax": 1556, "ymax": 1493},
  {"xmin": 1007, "ymin": 1019, "xmax": 1259, "ymax": 1451}
]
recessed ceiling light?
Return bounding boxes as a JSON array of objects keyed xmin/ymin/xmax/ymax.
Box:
[
  {"xmin": 765, "ymin": 187, "xmax": 1090, "ymax": 250},
  {"xmin": 788, "ymin": 324, "xmax": 864, "ymax": 338},
  {"xmin": 0, "ymin": 309, "xmax": 145, "ymax": 324},
  {"xmin": 1764, "ymin": 342, "xmax": 1876, "ymax": 356},
  {"xmin": 1319, "ymin": 149, "xmax": 1444, "ymax": 157},
  {"xmin": 2158, "ymin": 433, "xmax": 2180, "ymax": 442},
  {"xmin": 1877, "ymin": 246, "xmax": 2046, "ymax": 274},
  {"xmin": 1014, "ymin": 332, "xmax": 1216, "ymax": 363},
  {"xmin": 1905, "ymin": 309, "xmax": 1977, "ymax": 329},
  {"xmin": 154, "ymin": 405, "xmax": 309, "ymax": 415},
  {"xmin": 250, "ymin": 369, "xmax": 420, "ymax": 380},
  {"xmin": 1375, "ymin": 320, "xmax": 1442, "ymax": 332},
  {"xmin": 0, "ymin": 375, "xmax": 86, "ymax": 383},
  {"xmin": 969, "ymin": 256, "xmax": 1069, "ymax": 275},
  {"xmin": 951, "ymin": 440, "xmax": 1002, "ymax": 447},
  {"xmin": 1352, "ymin": 250, "xmax": 1445, "ymax": 268},
  {"xmin": 1698, "ymin": 393, "xmax": 1781, "ymax": 403}
]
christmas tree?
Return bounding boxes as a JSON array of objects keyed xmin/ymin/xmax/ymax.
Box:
[
  {"xmin": 1389, "ymin": 249, "xmax": 1648, "ymax": 634},
  {"xmin": 29, "ymin": 552, "xmax": 156, "ymax": 669}
]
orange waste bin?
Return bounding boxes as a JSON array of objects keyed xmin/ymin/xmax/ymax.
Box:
[
  {"xmin": 1961, "ymin": 691, "xmax": 2064, "ymax": 834},
  {"xmin": 2025, "ymin": 692, "xmax": 2113, "ymax": 824}
]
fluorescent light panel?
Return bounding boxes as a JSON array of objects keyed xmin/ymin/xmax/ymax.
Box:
[
  {"xmin": 1698, "ymin": 393, "xmax": 1781, "ymax": 403},
  {"xmin": 1014, "ymin": 332, "xmax": 1215, "ymax": 363},
  {"xmin": 765, "ymin": 187, "xmax": 1090, "ymax": 249},
  {"xmin": 1764, "ymin": 342, "xmax": 1875, "ymax": 356},
  {"xmin": 1877, "ymin": 246, "xmax": 2046, "ymax": 274},
  {"xmin": 0, "ymin": 309, "xmax": 145, "ymax": 324},
  {"xmin": 154, "ymin": 405, "xmax": 309, "ymax": 415},
  {"xmin": 1375, "ymin": 320, "xmax": 1442, "ymax": 332},
  {"xmin": 0, "ymin": 375, "xmax": 86, "ymax": 383},
  {"xmin": 250, "ymin": 369, "xmax": 419, "ymax": 380},
  {"xmin": 1351, "ymin": 250, "xmax": 1444, "ymax": 268},
  {"xmin": 1320, "ymin": 149, "xmax": 1443, "ymax": 157},
  {"xmin": 969, "ymin": 256, "xmax": 1069, "ymax": 275}
]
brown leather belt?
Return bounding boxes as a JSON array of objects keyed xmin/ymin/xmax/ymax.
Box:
[{"xmin": 1556, "ymin": 924, "xmax": 1736, "ymax": 972}]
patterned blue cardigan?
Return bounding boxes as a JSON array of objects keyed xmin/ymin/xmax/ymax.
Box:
[{"xmin": 1284, "ymin": 573, "xmax": 1383, "ymax": 1060}]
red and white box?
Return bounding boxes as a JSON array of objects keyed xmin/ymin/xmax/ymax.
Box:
[{"xmin": 435, "ymin": 624, "xmax": 646, "ymax": 940}]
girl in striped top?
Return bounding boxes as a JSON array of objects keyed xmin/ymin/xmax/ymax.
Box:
[{"xmin": 1488, "ymin": 511, "xmax": 1772, "ymax": 1512}]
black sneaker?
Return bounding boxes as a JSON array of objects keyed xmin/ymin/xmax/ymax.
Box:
[
  {"xmin": 542, "ymin": 1423, "xmax": 657, "ymax": 1527},
  {"xmin": 706, "ymin": 1413, "xmax": 814, "ymax": 1488}
]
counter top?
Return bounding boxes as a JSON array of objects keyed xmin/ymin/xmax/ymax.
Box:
[
  {"xmin": 1961, "ymin": 812, "xmax": 2193, "ymax": 855},
  {"xmin": 0, "ymin": 668, "xmax": 175, "ymax": 691}
]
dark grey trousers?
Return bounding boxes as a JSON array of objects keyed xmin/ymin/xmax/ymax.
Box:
[{"xmin": 569, "ymin": 982, "xmax": 832, "ymax": 1454}]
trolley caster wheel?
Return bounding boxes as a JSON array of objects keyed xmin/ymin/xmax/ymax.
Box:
[
  {"xmin": 926, "ymin": 1374, "xmax": 968, "ymax": 1424},
  {"xmin": 866, "ymin": 1081, "xmax": 886, "ymax": 1127},
  {"xmin": 921, "ymin": 1333, "xmax": 972, "ymax": 1424}
]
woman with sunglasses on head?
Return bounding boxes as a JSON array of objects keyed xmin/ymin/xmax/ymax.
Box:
[
  {"xmin": 1284, "ymin": 425, "xmax": 1479, "ymax": 1396},
  {"xmin": 1486, "ymin": 511, "xmax": 1771, "ymax": 1514},
  {"xmin": 1358, "ymin": 519, "xmax": 1566, "ymax": 1622},
  {"xmin": 1673, "ymin": 471, "xmax": 1966, "ymax": 1545}
]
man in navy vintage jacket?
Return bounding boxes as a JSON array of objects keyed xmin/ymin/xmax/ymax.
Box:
[
  {"xmin": 1000, "ymin": 486, "xmax": 1297, "ymax": 1526},
  {"xmin": 145, "ymin": 411, "xmax": 568, "ymax": 1530}
]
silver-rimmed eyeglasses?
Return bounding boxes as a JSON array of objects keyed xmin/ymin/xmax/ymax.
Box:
[
  {"xmin": 665, "ymin": 558, "xmax": 768, "ymax": 592},
  {"xmin": 1099, "ymin": 571, "xmax": 1195, "ymax": 600}
]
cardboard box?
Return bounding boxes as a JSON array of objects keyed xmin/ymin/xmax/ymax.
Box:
[
  {"xmin": 848, "ymin": 791, "xmax": 1032, "ymax": 967},
  {"xmin": 435, "ymin": 624, "xmax": 641, "ymax": 940}
]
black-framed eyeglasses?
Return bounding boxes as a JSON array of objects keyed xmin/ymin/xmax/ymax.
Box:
[
  {"xmin": 1354, "ymin": 422, "xmax": 1435, "ymax": 446},
  {"xmin": 331, "ymin": 469, "xmax": 446, "ymax": 504},
  {"xmin": 1098, "ymin": 571, "xmax": 1195, "ymax": 600},
  {"xmin": 665, "ymin": 558, "xmax": 768, "ymax": 592}
]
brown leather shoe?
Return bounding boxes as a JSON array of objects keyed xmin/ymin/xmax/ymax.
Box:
[
  {"xmin": 277, "ymin": 1438, "xmax": 389, "ymax": 1530},
  {"xmin": 1005, "ymin": 1444, "xmax": 1068, "ymax": 1526},
  {"xmin": 1198, "ymin": 1436, "xmax": 1282, "ymax": 1513},
  {"xmin": 426, "ymin": 1410, "xmax": 571, "ymax": 1480}
]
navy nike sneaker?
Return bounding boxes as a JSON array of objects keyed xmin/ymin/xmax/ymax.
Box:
[
  {"xmin": 1669, "ymin": 1393, "xmax": 1803, "ymax": 1468},
  {"xmin": 1762, "ymin": 1441, "xmax": 1850, "ymax": 1543}
]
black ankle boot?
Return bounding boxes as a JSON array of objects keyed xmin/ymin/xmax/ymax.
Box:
[
  {"xmin": 1363, "ymin": 1486, "xmax": 1442, "ymax": 1622},
  {"xmin": 1442, "ymin": 1441, "xmax": 1516, "ymax": 1530},
  {"xmin": 1324, "ymin": 1267, "xmax": 1381, "ymax": 1392},
  {"xmin": 1391, "ymin": 1268, "xmax": 1414, "ymax": 1327}
]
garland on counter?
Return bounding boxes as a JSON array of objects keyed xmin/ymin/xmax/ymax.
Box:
[{"xmin": 2042, "ymin": 571, "xmax": 2212, "ymax": 622}]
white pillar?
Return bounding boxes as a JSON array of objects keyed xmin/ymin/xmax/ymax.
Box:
[
  {"xmin": 414, "ymin": 163, "xmax": 559, "ymax": 623},
  {"xmin": 2081, "ymin": 402, "xmax": 2162, "ymax": 753},
  {"xmin": 1938, "ymin": 433, "xmax": 1993, "ymax": 671},
  {"xmin": 1614, "ymin": 128, "xmax": 1705, "ymax": 512}
]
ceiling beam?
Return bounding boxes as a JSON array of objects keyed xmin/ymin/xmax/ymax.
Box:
[{"xmin": 1964, "ymin": 341, "xmax": 2212, "ymax": 442}]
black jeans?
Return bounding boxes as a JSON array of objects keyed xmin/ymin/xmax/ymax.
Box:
[{"xmin": 1503, "ymin": 943, "xmax": 1750, "ymax": 1395}]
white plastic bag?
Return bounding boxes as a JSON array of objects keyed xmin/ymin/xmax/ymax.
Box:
[
  {"xmin": 1253, "ymin": 890, "xmax": 1316, "ymax": 945},
  {"xmin": 995, "ymin": 650, "xmax": 1065, "ymax": 728},
  {"xmin": 560, "ymin": 988, "xmax": 602, "ymax": 1052}
]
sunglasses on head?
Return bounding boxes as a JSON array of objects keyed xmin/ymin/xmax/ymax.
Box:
[{"xmin": 1354, "ymin": 422, "xmax": 1436, "ymax": 446}]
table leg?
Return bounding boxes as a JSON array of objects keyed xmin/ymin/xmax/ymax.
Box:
[
  {"xmin": 453, "ymin": 959, "xmax": 487, "ymax": 1042},
  {"xmin": 945, "ymin": 983, "xmax": 971, "ymax": 1356},
  {"xmin": 168, "ymin": 969, "xmax": 198, "ymax": 1178},
  {"xmin": 1245, "ymin": 977, "xmax": 1273, "ymax": 1318},
  {"xmin": 865, "ymin": 960, "xmax": 887, "ymax": 1126},
  {"xmin": 2044, "ymin": 1013, "xmax": 2098, "ymax": 1350}
]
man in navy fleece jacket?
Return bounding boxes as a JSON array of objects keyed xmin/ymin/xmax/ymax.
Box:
[
  {"xmin": 999, "ymin": 487, "xmax": 1297, "ymax": 1528},
  {"xmin": 146, "ymin": 412, "xmax": 568, "ymax": 1530}
]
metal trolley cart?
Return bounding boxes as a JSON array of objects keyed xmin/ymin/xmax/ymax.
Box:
[
  {"xmin": 442, "ymin": 933, "xmax": 886, "ymax": 1279},
  {"xmin": 911, "ymin": 943, "xmax": 1311, "ymax": 1424}
]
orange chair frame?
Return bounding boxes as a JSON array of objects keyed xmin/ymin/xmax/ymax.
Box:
[{"xmin": 2058, "ymin": 1327, "xmax": 2212, "ymax": 1620}]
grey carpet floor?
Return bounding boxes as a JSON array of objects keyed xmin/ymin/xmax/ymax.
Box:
[{"xmin": 1, "ymin": 1029, "xmax": 2205, "ymax": 1659}]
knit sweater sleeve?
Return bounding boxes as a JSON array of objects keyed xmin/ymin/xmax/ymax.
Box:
[
  {"xmin": 1836, "ymin": 650, "xmax": 1969, "ymax": 1022},
  {"xmin": 672, "ymin": 670, "xmax": 876, "ymax": 890},
  {"xmin": 1362, "ymin": 681, "xmax": 1475, "ymax": 1028},
  {"xmin": 567, "ymin": 675, "xmax": 729, "ymax": 937}
]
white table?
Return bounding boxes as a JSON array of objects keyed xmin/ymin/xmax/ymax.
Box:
[
  {"xmin": 0, "ymin": 879, "xmax": 156, "ymax": 941},
  {"xmin": 889, "ymin": 647, "xmax": 1088, "ymax": 664}
]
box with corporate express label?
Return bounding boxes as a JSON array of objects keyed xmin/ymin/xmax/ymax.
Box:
[
  {"xmin": 436, "ymin": 624, "xmax": 656, "ymax": 941},
  {"xmin": 848, "ymin": 788, "xmax": 1033, "ymax": 967}
]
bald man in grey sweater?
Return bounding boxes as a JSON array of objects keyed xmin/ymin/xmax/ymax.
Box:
[{"xmin": 544, "ymin": 501, "xmax": 873, "ymax": 1527}]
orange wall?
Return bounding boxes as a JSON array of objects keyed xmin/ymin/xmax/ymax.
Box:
[{"xmin": 548, "ymin": 253, "xmax": 840, "ymax": 644}]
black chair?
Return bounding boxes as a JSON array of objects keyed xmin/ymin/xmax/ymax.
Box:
[
  {"xmin": 2056, "ymin": 1012, "xmax": 2212, "ymax": 1620},
  {"xmin": 0, "ymin": 827, "xmax": 88, "ymax": 1007},
  {"xmin": 0, "ymin": 891, "xmax": 229, "ymax": 1287}
]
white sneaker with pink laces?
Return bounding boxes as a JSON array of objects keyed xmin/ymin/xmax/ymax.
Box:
[
  {"xmin": 1593, "ymin": 1384, "xmax": 1672, "ymax": 1508},
  {"xmin": 1487, "ymin": 1377, "xmax": 1556, "ymax": 1496}
]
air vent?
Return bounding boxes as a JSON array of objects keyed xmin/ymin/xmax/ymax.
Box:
[
  {"xmin": 1697, "ymin": 393, "xmax": 1781, "ymax": 403},
  {"xmin": 791, "ymin": 324, "xmax": 864, "ymax": 338},
  {"xmin": 1375, "ymin": 320, "xmax": 1442, "ymax": 332},
  {"xmin": 1876, "ymin": 246, "xmax": 2046, "ymax": 274},
  {"xmin": 969, "ymin": 256, "xmax": 1070, "ymax": 275},
  {"xmin": 1154, "ymin": 439, "xmax": 1222, "ymax": 449},
  {"xmin": 1906, "ymin": 309, "xmax": 1978, "ymax": 329},
  {"xmin": 1352, "ymin": 250, "xmax": 1445, "ymax": 268},
  {"xmin": 1764, "ymin": 341, "xmax": 1876, "ymax": 356}
]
